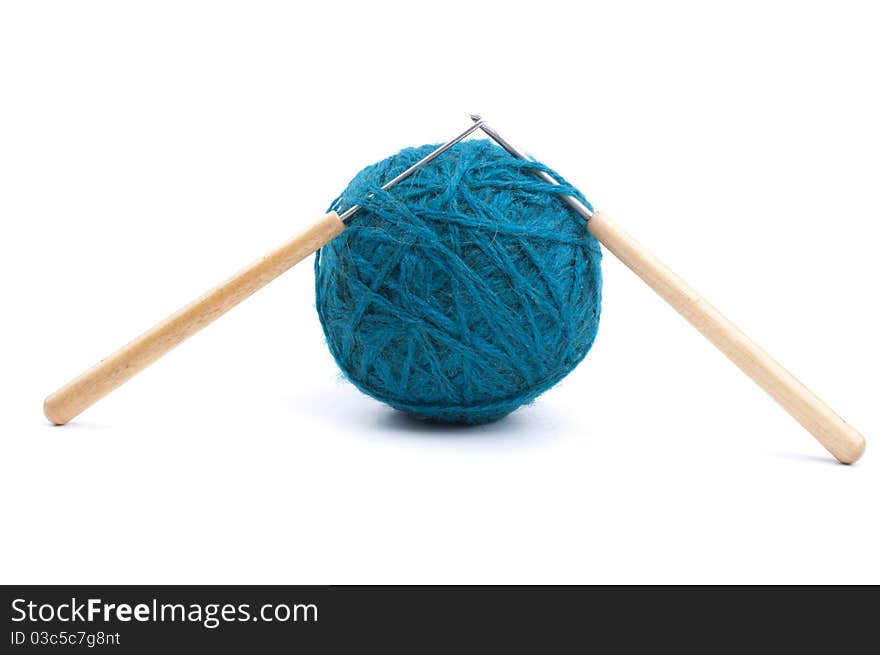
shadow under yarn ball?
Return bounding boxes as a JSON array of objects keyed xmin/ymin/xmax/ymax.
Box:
[{"xmin": 315, "ymin": 139, "xmax": 602, "ymax": 423}]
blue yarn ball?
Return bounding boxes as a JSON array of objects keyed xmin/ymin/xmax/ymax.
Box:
[{"xmin": 315, "ymin": 139, "xmax": 602, "ymax": 423}]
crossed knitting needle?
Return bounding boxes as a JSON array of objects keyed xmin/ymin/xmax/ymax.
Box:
[{"xmin": 44, "ymin": 115, "xmax": 866, "ymax": 464}]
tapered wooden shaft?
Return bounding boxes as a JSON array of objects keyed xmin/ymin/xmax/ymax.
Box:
[
  {"xmin": 588, "ymin": 211, "xmax": 866, "ymax": 464},
  {"xmin": 44, "ymin": 212, "xmax": 345, "ymax": 425}
]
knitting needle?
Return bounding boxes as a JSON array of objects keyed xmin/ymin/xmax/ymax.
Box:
[
  {"xmin": 43, "ymin": 119, "xmax": 486, "ymax": 426},
  {"xmin": 471, "ymin": 115, "xmax": 866, "ymax": 464}
]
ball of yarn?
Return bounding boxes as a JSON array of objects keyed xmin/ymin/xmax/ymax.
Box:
[{"xmin": 314, "ymin": 139, "xmax": 602, "ymax": 423}]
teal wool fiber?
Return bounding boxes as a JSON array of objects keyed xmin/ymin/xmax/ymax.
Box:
[{"xmin": 315, "ymin": 139, "xmax": 602, "ymax": 423}]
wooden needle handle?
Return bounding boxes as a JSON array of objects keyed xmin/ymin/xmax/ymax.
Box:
[
  {"xmin": 587, "ymin": 211, "xmax": 866, "ymax": 464},
  {"xmin": 44, "ymin": 211, "xmax": 346, "ymax": 425}
]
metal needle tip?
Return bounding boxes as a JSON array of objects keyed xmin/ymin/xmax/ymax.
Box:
[
  {"xmin": 338, "ymin": 117, "xmax": 485, "ymax": 223},
  {"xmin": 470, "ymin": 116, "xmax": 594, "ymax": 220}
]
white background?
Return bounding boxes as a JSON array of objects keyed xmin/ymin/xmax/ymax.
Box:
[{"xmin": 1, "ymin": 1, "xmax": 878, "ymax": 584}]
